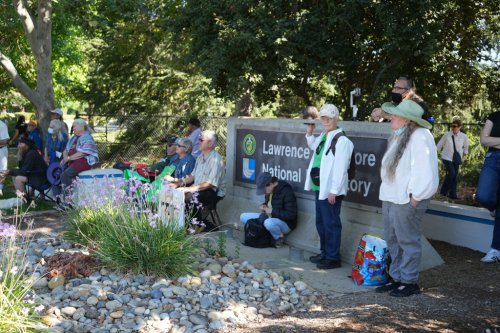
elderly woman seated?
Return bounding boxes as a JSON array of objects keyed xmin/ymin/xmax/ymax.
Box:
[
  {"xmin": 57, "ymin": 119, "xmax": 98, "ymax": 202},
  {"xmin": 45, "ymin": 119, "xmax": 69, "ymax": 164},
  {"xmin": 165, "ymin": 138, "xmax": 196, "ymax": 183}
]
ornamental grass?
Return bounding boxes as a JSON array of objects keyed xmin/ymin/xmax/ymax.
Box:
[
  {"xmin": 0, "ymin": 201, "xmax": 45, "ymax": 333},
  {"xmin": 64, "ymin": 178, "xmax": 199, "ymax": 277}
]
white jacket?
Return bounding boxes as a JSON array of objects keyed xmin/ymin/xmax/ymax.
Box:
[
  {"xmin": 379, "ymin": 128, "xmax": 439, "ymax": 204},
  {"xmin": 436, "ymin": 131, "xmax": 469, "ymax": 162},
  {"xmin": 304, "ymin": 129, "xmax": 354, "ymax": 199}
]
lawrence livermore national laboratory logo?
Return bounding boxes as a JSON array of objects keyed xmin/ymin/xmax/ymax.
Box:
[
  {"xmin": 242, "ymin": 134, "xmax": 257, "ymax": 180},
  {"xmin": 242, "ymin": 158, "xmax": 256, "ymax": 180},
  {"xmin": 243, "ymin": 134, "xmax": 257, "ymax": 156}
]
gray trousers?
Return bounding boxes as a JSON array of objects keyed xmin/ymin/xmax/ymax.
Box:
[{"xmin": 382, "ymin": 199, "xmax": 429, "ymax": 284}]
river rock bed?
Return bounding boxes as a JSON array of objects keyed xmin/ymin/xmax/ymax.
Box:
[{"xmin": 25, "ymin": 234, "xmax": 318, "ymax": 333}]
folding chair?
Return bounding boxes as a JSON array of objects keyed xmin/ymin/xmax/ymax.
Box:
[
  {"xmin": 202, "ymin": 195, "xmax": 224, "ymax": 228},
  {"xmin": 25, "ymin": 162, "xmax": 62, "ymax": 204}
]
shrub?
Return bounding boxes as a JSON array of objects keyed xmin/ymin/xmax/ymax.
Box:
[
  {"xmin": 0, "ymin": 209, "xmax": 44, "ymax": 332},
  {"xmin": 64, "ymin": 204, "xmax": 119, "ymax": 247},
  {"xmin": 64, "ymin": 179, "xmax": 200, "ymax": 277}
]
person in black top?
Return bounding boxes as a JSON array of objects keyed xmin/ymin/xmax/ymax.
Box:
[
  {"xmin": 0, "ymin": 137, "xmax": 48, "ymax": 196},
  {"xmin": 9, "ymin": 115, "xmax": 27, "ymax": 145},
  {"xmin": 476, "ymin": 111, "xmax": 500, "ymax": 263},
  {"xmin": 239, "ymin": 172, "xmax": 298, "ymax": 247}
]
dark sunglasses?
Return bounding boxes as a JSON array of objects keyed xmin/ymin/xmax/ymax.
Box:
[{"xmin": 451, "ymin": 124, "xmax": 459, "ymax": 128}]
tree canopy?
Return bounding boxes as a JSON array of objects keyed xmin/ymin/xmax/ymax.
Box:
[
  {"xmin": 175, "ymin": 0, "xmax": 499, "ymax": 118},
  {"xmin": 0, "ymin": 0, "xmax": 498, "ymax": 121}
]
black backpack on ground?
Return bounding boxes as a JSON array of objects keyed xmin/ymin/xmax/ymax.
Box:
[{"xmin": 244, "ymin": 217, "xmax": 275, "ymax": 248}]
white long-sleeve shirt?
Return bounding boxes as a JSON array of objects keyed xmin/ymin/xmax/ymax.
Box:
[
  {"xmin": 436, "ymin": 131, "xmax": 469, "ymax": 162},
  {"xmin": 304, "ymin": 129, "xmax": 354, "ymax": 199},
  {"xmin": 379, "ymin": 128, "xmax": 439, "ymax": 204}
]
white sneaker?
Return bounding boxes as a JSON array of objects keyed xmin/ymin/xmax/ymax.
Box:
[{"xmin": 481, "ymin": 248, "xmax": 500, "ymax": 263}]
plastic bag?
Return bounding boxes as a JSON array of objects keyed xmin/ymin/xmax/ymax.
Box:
[{"xmin": 352, "ymin": 233, "xmax": 389, "ymax": 286}]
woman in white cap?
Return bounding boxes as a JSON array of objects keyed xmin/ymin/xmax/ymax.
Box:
[
  {"xmin": 374, "ymin": 99, "xmax": 438, "ymax": 297},
  {"xmin": 50, "ymin": 108, "xmax": 69, "ymax": 135}
]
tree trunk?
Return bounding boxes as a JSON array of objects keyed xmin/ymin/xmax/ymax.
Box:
[
  {"xmin": 0, "ymin": 0, "xmax": 55, "ymax": 135},
  {"xmin": 235, "ymin": 90, "xmax": 253, "ymax": 117}
]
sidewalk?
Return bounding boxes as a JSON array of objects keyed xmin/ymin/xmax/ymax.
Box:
[{"xmin": 210, "ymin": 228, "xmax": 374, "ymax": 296}]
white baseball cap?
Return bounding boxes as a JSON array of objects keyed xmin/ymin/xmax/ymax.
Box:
[
  {"xmin": 51, "ymin": 108, "xmax": 63, "ymax": 116},
  {"xmin": 319, "ymin": 104, "xmax": 339, "ymax": 118}
]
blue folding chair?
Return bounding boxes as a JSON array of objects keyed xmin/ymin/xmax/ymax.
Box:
[{"xmin": 25, "ymin": 162, "xmax": 62, "ymax": 204}]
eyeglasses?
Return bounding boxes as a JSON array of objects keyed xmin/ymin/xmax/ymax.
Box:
[
  {"xmin": 393, "ymin": 86, "xmax": 408, "ymax": 91},
  {"xmin": 451, "ymin": 124, "xmax": 459, "ymax": 128}
]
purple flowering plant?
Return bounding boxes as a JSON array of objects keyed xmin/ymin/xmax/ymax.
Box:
[
  {"xmin": 0, "ymin": 207, "xmax": 44, "ymax": 331},
  {"xmin": 64, "ymin": 178, "xmax": 201, "ymax": 276}
]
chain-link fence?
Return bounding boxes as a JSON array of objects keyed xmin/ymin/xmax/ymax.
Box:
[{"xmin": 83, "ymin": 114, "xmax": 228, "ymax": 167}]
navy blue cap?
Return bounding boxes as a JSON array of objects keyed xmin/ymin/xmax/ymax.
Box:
[{"xmin": 256, "ymin": 172, "xmax": 272, "ymax": 195}]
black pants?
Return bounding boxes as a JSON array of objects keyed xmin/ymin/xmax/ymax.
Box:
[
  {"xmin": 186, "ymin": 188, "xmax": 218, "ymax": 227},
  {"xmin": 440, "ymin": 159, "xmax": 460, "ymax": 198}
]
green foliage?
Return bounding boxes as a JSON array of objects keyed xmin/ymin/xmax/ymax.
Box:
[
  {"xmin": 65, "ymin": 203, "xmax": 199, "ymax": 276},
  {"xmin": 0, "ymin": 213, "xmax": 44, "ymax": 332},
  {"xmin": 64, "ymin": 178, "xmax": 200, "ymax": 276},
  {"xmin": 73, "ymin": 0, "xmax": 232, "ymax": 119},
  {"xmin": 203, "ymin": 238, "xmax": 216, "ymax": 256},
  {"xmin": 175, "ymin": 0, "xmax": 499, "ymax": 118},
  {"xmin": 0, "ymin": 0, "xmax": 90, "ymax": 110},
  {"xmin": 234, "ymin": 242, "xmax": 240, "ymax": 259},
  {"xmin": 216, "ymin": 233, "xmax": 227, "ymax": 258}
]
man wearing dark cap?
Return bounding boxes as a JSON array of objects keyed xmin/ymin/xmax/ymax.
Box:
[
  {"xmin": 147, "ymin": 135, "xmax": 180, "ymax": 173},
  {"xmin": 239, "ymin": 172, "xmax": 298, "ymax": 247},
  {"xmin": 0, "ymin": 137, "xmax": 48, "ymax": 196},
  {"xmin": 187, "ymin": 117, "xmax": 202, "ymax": 158}
]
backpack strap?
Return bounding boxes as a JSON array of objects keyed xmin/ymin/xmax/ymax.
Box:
[{"xmin": 326, "ymin": 131, "xmax": 345, "ymax": 155}]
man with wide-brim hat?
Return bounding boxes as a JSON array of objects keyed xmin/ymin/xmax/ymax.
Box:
[{"xmin": 374, "ymin": 99, "xmax": 438, "ymax": 297}]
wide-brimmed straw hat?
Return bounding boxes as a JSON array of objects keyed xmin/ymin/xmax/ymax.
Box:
[{"xmin": 381, "ymin": 100, "xmax": 432, "ymax": 129}]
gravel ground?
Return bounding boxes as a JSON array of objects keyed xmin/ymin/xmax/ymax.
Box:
[
  {"xmin": 235, "ymin": 240, "xmax": 500, "ymax": 333},
  {"xmin": 11, "ymin": 211, "xmax": 500, "ymax": 332}
]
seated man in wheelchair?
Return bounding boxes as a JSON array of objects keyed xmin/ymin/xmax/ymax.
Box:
[{"xmin": 0, "ymin": 137, "xmax": 47, "ymax": 197}]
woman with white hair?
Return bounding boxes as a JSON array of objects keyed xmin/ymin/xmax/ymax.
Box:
[
  {"xmin": 375, "ymin": 100, "xmax": 438, "ymax": 297},
  {"xmin": 59, "ymin": 118, "xmax": 98, "ymax": 200},
  {"xmin": 169, "ymin": 138, "xmax": 196, "ymax": 180},
  {"xmin": 45, "ymin": 119, "xmax": 69, "ymax": 164}
]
